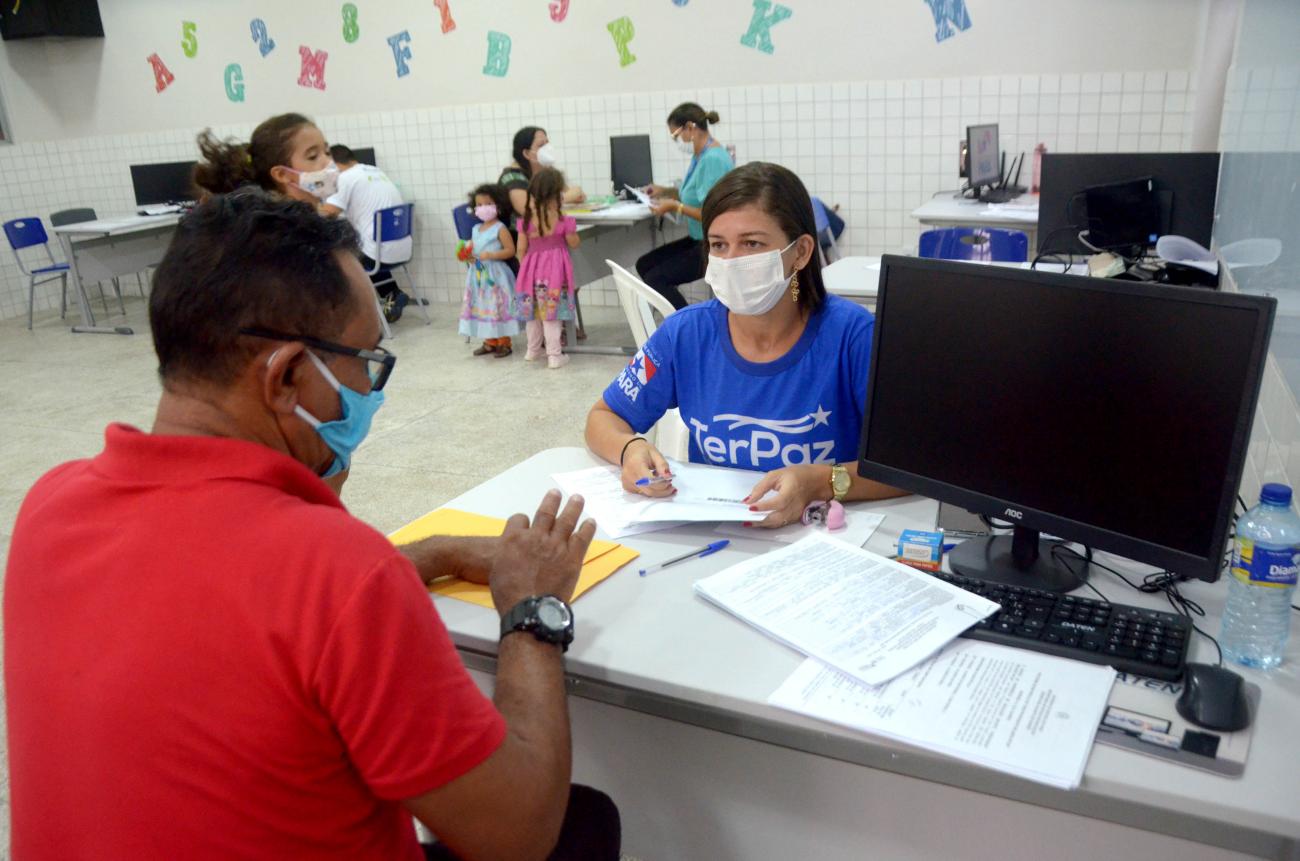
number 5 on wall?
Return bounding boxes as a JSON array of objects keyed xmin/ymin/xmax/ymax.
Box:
[{"xmin": 181, "ymin": 21, "xmax": 197, "ymax": 58}]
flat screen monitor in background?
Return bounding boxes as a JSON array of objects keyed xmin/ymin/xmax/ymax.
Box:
[
  {"xmin": 1036, "ymin": 152, "xmax": 1221, "ymax": 255},
  {"xmin": 859, "ymin": 256, "xmax": 1274, "ymax": 591},
  {"xmin": 351, "ymin": 147, "xmax": 377, "ymax": 166},
  {"xmin": 966, "ymin": 123, "xmax": 1001, "ymax": 189},
  {"xmin": 130, "ymin": 161, "xmax": 198, "ymax": 206},
  {"xmin": 611, "ymin": 135, "xmax": 653, "ymax": 196}
]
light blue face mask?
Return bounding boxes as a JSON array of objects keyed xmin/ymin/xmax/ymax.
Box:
[{"xmin": 294, "ymin": 350, "xmax": 385, "ymax": 478}]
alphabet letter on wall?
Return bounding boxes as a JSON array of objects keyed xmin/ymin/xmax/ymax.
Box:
[
  {"xmin": 483, "ymin": 31, "xmax": 510, "ymax": 77},
  {"xmin": 224, "ymin": 63, "xmax": 245, "ymax": 102},
  {"xmin": 298, "ymin": 46, "xmax": 329, "ymax": 90},
  {"xmin": 147, "ymin": 54, "xmax": 175, "ymax": 93},
  {"xmin": 739, "ymin": 0, "xmax": 792, "ymax": 54},
  {"xmin": 549, "ymin": 0, "xmax": 569, "ymax": 22},
  {"xmin": 387, "ymin": 31, "xmax": 413, "ymax": 78},
  {"xmin": 606, "ymin": 16, "xmax": 637, "ymax": 67},
  {"xmin": 923, "ymin": 0, "xmax": 972, "ymax": 42},
  {"xmin": 434, "ymin": 0, "xmax": 456, "ymax": 34}
]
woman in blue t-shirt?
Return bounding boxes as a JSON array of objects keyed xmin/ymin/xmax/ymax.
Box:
[
  {"xmin": 634, "ymin": 103, "xmax": 734, "ymax": 310},
  {"xmin": 587, "ymin": 162, "xmax": 903, "ymax": 528}
]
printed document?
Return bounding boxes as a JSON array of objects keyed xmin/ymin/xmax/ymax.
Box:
[
  {"xmin": 769, "ymin": 640, "xmax": 1115, "ymax": 789},
  {"xmin": 694, "ymin": 533, "xmax": 999, "ymax": 685}
]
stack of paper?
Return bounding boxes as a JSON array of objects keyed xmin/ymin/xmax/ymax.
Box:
[
  {"xmin": 388, "ymin": 508, "xmax": 638, "ymax": 609},
  {"xmin": 551, "ymin": 460, "xmax": 768, "ymax": 539},
  {"xmin": 694, "ymin": 533, "xmax": 1000, "ymax": 686},
  {"xmin": 769, "ymin": 641, "xmax": 1115, "ymax": 789}
]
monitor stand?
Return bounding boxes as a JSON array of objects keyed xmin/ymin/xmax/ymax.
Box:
[{"xmin": 947, "ymin": 525, "xmax": 1090, "ymax": 592}]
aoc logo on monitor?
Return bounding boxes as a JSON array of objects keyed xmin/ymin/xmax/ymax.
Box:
[{"xmin": 1003, "ymin": 508, "xmax": 1024, "ymax": 520}]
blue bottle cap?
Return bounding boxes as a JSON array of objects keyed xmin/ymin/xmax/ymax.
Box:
[{"xmin": 1261, "ymin": 483, "xmax": 1292, "ymax": 506}]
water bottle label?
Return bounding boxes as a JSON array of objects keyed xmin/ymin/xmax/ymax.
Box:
[{"xmin": 1231, "ymin": 539, "xmax": 1300, "ymax": 587}]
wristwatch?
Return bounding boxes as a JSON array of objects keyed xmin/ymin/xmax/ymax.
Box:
[
  {"xmin": 500, "ymin": 595, "xmax": 574, "ymax": 652},
  {"xmin": 829, "ymin": 464, "xmax": 851, "ymax": 502}
]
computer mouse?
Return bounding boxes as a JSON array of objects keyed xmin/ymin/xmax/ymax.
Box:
[{"xmin": 1175, "ymin": 663, "xmax": 1252, "ymax": 732}]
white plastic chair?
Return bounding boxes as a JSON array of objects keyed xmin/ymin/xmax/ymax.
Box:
[{"xmin": 607, "ymin": 259, "xmax": 690, "ymax": 461}]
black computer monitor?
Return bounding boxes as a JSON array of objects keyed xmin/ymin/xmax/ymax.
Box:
[
  {"xmin": 610, "ymin": 135, "xmax": 653, "ymax": 194},
  {"xmin": 351, "ymin": 147, "xmax": 377, "ymax": 166},
  {"xmin": 966, "ymin": 124, "xmax": 1000, "ymax": 189},
  {"xmin": 858, "ymin": 256, "xmax": 1274, "ymax": 591},
  {"xmin": 1037, "ymin": 152, "xmax": 1220, "ymax": 255},
  {"xmin": 130, "ymin": 161, "xmax": 198, "ymax": 206}
]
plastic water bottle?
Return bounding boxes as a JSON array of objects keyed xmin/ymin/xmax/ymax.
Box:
[{"xmin": 1221, "ymin": 483, "xmax": 1300, "ymax": 669}]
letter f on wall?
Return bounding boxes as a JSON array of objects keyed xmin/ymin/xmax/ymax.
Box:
[{"xmin": 740, "ymin": 0, "xmax": 792, "ymax": 54}]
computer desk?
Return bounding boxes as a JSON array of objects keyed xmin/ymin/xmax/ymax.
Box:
[
  {"xmin": 912, "ymin": 193, "xmax": 1040, "ymax": 250},
  {"xmin": 50, "ymin": 213, "xmax": 181, "ymax": 335},
  {"xmin": 823, "ymin": 255, "xmax": 1089, "ymax": 311},
  {"xmin": 428, "ymin": 447, "xmax": 1300, "ymax": 861}
]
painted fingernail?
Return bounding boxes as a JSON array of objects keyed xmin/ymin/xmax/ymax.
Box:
[
  {"xmin": 742, "ymin": 522, "xmax": 752, "ymax": 528},
  {"xmin": 748, "ymin": 506, "xmax": 758, "ymax": 511}
]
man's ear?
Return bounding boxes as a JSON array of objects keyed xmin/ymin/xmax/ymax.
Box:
[{"xmin": 262, "ymin": 343, "xmax": 307, "ymax": 416}]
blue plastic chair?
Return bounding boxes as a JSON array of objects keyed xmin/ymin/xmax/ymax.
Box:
[
  {"xmin": 918, "ymin": 227, "xmax": 1029, "ymax": 263},
  {"xmin": 452, "ymin": 204, "xmax": 481, "ymax": 242},
  {"xmin": 3, "ymin": 217, "xmax": 73, "ymax": 330},
  {"xmin": 811, "ymin": 197, "xmax": 844, "ymax": 265},
  {"xmin": 366, "ymin": 203, "xmax": 429, "ymax": 337}
]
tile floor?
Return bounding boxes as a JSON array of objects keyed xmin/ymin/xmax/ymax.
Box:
[{"xmin": 0, "ymin": 294, "xmax": 635, "ymax": 850}]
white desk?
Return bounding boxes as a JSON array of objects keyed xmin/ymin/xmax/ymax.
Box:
[
  {"xmin": 824, "ymin": 255, "xmax": 1090, "ymax": 309},
  {"xmin": 566, "ymin": 203, "xmax": 681, "ymax": 357},
  {"xmin": 912, "ymin": 194, "xmax": 1040, "ymax": 251},
  {"xmin": 429, "ymin": 447, "xmax": 1300, "ymax": 860},
  {"xmin": 51, "ymin": 214, "xmax": 181, "ymax": 335}
]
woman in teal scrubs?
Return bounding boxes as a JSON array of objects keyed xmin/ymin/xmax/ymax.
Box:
[{"xmin": 635, "ymin": 103, "xmax": 734, "ymax": 309}]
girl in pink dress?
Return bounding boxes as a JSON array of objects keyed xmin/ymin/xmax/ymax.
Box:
[{"xmin": 515, "ymin": 168, "xmax": 581, "ymax": 369}]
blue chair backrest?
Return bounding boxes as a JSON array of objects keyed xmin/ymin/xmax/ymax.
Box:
[
  {"xmin": 374, "ymin": 203, "xmax": 414, "ymax": 243},
  {"xmin": 918, "ymin": 227, "xmax": 1028, "ymax": 263},
  {"xmin": 811, "ymin": 197, "xmax": 831, "ymax": 235},
  {"xmin": 3, "ymin": 217, "xmax": 51, "ymax": 251},
  {"xmin": 452, "ymin": 205, "xmax": 481, "ymax": 242}
]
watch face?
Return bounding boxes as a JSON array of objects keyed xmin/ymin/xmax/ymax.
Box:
[{"xmin": 536, "ymin": 599, "xmax": 571, "ymax": 629}]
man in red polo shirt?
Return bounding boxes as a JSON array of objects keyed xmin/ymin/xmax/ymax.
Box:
[{"xmin": 5, "ymin": 190, "xmax": 619, "ymax": 860}]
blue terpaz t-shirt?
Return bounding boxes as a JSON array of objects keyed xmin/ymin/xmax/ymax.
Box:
[{"xmin": 602, "ymin": 295, "xmax": 875, "ymax": 472}]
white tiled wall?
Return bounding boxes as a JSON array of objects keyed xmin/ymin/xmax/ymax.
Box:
[{"xmin": 0, "ymin": 68, "xmax": 1196, "ymax": 322}]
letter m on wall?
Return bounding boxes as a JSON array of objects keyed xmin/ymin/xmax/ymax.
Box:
[{"xmin": 298, "ymin": 46, "xmax": 329, "ymax": 90}]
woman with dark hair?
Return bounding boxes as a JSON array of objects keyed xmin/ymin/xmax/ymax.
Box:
[
  {"xmin": 586, "ymin": 162, "xmax": 902, "ymax": 527},
  {"xmin": 192, "ymin": 113, "xmax": 337, "ymax": 204},
  {"xmin": 498, "ymin": 126, "xmax": 585, "ymax": 221},
  {"xmin": 634, "ymin": 102, "xmax": 735, "ymax": 309}
]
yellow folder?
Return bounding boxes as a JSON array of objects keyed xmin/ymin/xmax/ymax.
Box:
[{"xmin": 388, "ymin": 508, "xmax": 638, "ymax": 609}]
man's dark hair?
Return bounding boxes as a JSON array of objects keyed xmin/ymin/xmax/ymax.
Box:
[
  {"xmin": 149, "ymin": 188, "xmax": 360, "ymax": 386},
  {"xmin": 329, "ymin": 144, "xmax": 356, "ymax": 164}
]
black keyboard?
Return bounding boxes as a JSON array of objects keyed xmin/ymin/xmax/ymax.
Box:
[{"xmin": 932, "ymin": 571, "xmax": 1192, "ymax": 681}]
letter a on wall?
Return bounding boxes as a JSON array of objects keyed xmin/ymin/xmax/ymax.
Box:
[
  {"xmin": 225, "ymin": 63, "xmax": 245, "ymax": 102},
  {"xmin": 483, "ymin": 31, "xmax": 510, "ymax": 77},
  {"xmin": 740, "ymin": 0, "xmax": 791, "ymax": 54},
  {"xmin": 387, "ymin": 31, "xmax": 413, "ymax": 78},
  {"xmin": 607, "ymin": 16, "xmax": 636, "ymax": 67},
  {"xmin": 434, "ymin": 0, "xmax": 456, "ymax": 34},
  {"xmin": 923, "ymin": 0, "xmax": 972, "ymax": 42},
  {"xmin": 298, "ymin": 46, "xmax": 329, "ymax": 90},
  {"xmin": 147, "ymin": 54, "xmax": 175, "ymax": 93}
]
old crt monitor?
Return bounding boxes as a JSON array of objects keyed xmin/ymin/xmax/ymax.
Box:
[
  {"xmin": 858, "ymin": 256, "xmax": 1274, "ymax": 591},
  {"xmin": 352, "ymin": 146, "xmax": 377, "ymax": 165},
  {"xmin": 1037, "ymin": 152, "xmax": 1220, "ymax": 255},
  {"xmin": 966, "ymin": 123, "xmax": 1000, "ymax": 189},
  {"xmin": 130, "ymin": 161, "xmax": 198, "ymax": 206},
  {"xmin": 611, "ymin": 135, "xmax": 653, "ymax": 194}
]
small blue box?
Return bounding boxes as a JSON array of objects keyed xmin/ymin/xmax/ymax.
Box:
[{"xmin": 897, "ymin": 529, "xmax": 943, "ymax": 571}]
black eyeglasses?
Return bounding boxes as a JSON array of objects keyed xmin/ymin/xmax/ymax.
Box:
[{"xmin": 240, "ymin": 327, "xmax": 397, "ymax": 392}]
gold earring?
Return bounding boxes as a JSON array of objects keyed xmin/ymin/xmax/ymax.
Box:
[{"xmin": 790, "ymin": 272, "xmax": 800, "ymax": 303}]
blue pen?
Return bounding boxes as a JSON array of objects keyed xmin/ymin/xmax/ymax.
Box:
[
  {"xmin": 638, "ymin": 540, "xmax": 730, "ymax": 576},
  {"xmin": 634, "ymin": 475, "xmax": 674, "ymax": 487}
]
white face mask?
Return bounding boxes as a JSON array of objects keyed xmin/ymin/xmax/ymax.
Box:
[
  {"xmin": 673, "ymin": 126, "xmax": 696, "ymax": 155},
  {"xmin": 292, "ymin": 162, "xmax": 339, "ymax": 201},
  {"xmin": 535, "ymin": 143, "xmax": 559, "ymax": 167},
  {"xmin": 705, "ymin": 240, "xmax": 799, "ymax": 317}
]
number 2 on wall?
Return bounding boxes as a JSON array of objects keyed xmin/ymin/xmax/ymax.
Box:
[{"xmin": 250, "ymin": 18, "xmax": 276, "ymax": 57}]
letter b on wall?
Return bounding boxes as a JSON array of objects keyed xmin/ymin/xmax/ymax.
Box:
[{"xmin": 483, "ymin": 31, "xmax": 510, "ymax": 77}]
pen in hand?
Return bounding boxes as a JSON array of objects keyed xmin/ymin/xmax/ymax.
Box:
[
  {"xmin": 638, "ymin": 540, "xmax": 729, "ymax": 576},
  {"xmin": 635, "ymin": 475, "xmax": 674, "ymax": 487}
]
